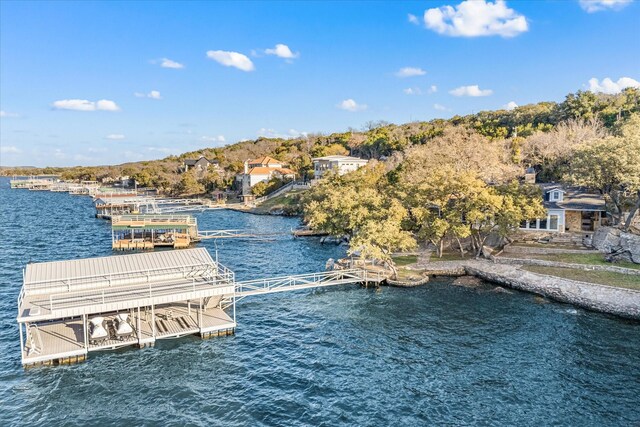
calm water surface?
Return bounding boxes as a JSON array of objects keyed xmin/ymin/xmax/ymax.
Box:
[{"xmin": 0, "ymin": 178, "xmax": 639, "ymax": 426}]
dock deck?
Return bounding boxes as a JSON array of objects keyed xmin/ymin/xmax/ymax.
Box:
[
  {"xmin": 111, "ymin": 214, "xmax": 198, "ymax": 250},
  {"xmin": 17, "ymin": 248, "xmax": 236, "ymax": 367}
]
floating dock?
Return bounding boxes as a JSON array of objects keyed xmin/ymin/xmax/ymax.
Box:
[
  {"xmin": 16, "ymin": 249, "xmax": 386, "ymax": 367},
  {"xmin": 111, "ymin": 214, "xmax": 198, "ymax": 250}
]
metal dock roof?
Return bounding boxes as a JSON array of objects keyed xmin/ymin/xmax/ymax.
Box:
[{"xmin": 18, "ymin": 248, "xmax": 234, "ymax": 322}]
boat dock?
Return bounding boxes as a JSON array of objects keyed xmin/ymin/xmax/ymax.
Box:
[
  {"xmin": 111, "ymin": 214, "xmax": 199, "ymax": 250},
  {"xmin": 16, "ymin": 248, "xmax": 386, "ymax": 367}
]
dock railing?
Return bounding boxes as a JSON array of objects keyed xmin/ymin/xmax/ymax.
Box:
[
  {"xmin": 22, "ymin": 261, "xmax": 232, "ymax": 296},
  {"xmin": 112, "ymin": 214, "xmax": 197, "ymax": 227},
  {"xmin": 235, "ymin": 268, "xmax": 385, "ymax": 297}
]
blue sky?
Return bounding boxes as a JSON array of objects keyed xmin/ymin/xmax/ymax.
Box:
[{"xmin": 1, "ymin": 0, "xmax": 639, "ymax": 167}]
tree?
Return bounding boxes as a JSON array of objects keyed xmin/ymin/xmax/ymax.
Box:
[
  {"xmin": 174, "ymin": 170, "xmax": 204, "ymax": 195},
  {"xmin": 302, "ymin": 164, "xmax": 416, "ymax": 274},
  {"xmin": 200, "ymin": 170, "xmax": 224, "ymax": 192},
  {"xmin": 395, "ymin": 163, "xmax": 544, "ymax": 257},
  {"xmin": 566, "ymin": 114, "xmax": 640, "ymax": 230},
  {"xmin": 561, "ymin": 90, "xmax": 598, "ymax": 121},
  {"xmin": 522, "ymin": 118, "xmax": 606, "ymax": 181}
]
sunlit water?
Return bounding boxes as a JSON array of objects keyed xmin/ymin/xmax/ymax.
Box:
[{"xmin": 0, "ymin": 178, "xmax": 638, "ymax": 426}]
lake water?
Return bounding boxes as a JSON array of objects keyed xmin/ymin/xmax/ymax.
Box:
[{"xmin": 0, "ymin": 178, "xmax": 639, "ymax": 426}]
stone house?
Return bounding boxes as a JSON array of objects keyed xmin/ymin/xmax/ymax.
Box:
[{"xmin": 520, "ymin": 184, "xmax": 607, "ymax": 233}]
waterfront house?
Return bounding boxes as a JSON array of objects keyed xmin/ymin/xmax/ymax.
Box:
[
  {"xmin": 235, "ymin": 156, "xmax": 296, "ymax": 188},
  {"xmin": 182, "ymin": 156, "xmax": 219, "ymax": 175},
  {"xmin": 520, "ymin": 184, "xmax": 606, "ymax": 233},
  {"xmin": 312, "ymin": 155, "xmax": 369, "ymax": 179}
]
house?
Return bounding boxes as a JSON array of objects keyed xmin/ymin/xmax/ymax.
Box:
[
  {"xmin": 182, "ymin": 156, "xmax": 219, "ymax": 174},
  {"xmin": 235, "ymin": 156, "xmax": 296, "ymax": 189},
  {"xmin": 520, "ymin": 184, "xmax": 606, "ymax": 233},
  {"xmin": 312, "ymin": 155, "xmax": 369, "ymax": 179}
]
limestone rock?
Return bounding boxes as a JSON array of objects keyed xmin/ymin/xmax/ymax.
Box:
[{"xmin": 452, "ymin": 276, "xmax": 482, "ymax": 287}]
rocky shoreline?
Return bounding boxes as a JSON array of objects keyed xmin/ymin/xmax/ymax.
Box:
[{"xmin": 411, "ymin": 260, "xmax": 640, "ymax": 320}]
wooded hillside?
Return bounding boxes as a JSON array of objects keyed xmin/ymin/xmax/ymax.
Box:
[{"xmin": 3, "ymin": 88, "xmax": 638, "ymax": 197}]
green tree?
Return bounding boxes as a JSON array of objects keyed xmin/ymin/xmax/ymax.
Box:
[
  {"xmin": 566, "ymin": 114, "xmax": 640, "ymax": 229},
  {"xmin": 174, "ymin": 170, "xmax": 204, "ymax": 195},
  {"xmin": 303, "ymin": 164, "xmax": 416, "ymax": 274}
]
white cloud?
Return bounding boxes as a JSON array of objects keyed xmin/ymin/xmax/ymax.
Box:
[
  {"xmin": 337, "ymin": 99, "xmax": 368, "ymax": 112},
  {"xmin": 449, "ymin": 85, "xmax": 493, "ymax": 97},
  {"xmin": 408, "ymin": 13, "xmax": 420, "ymax": 25},
  {"xmin": 395, "ymin": 67, "xmax": 427, "ymax": 78},
  {"xmin": 579, "ymin": 0, "xmax": 632, "ymax": 13},
  {"xmin": 160, "ymin": 58, "xmax": 184, "ymax": 69},
  {"xmin": 0, "ymin": 145, "xmax": 21, "ymax": 154},
  {"xmin": 201, "ymin": 135, "xmax": 226, "ymax": 143},
  {"xmin": 288, "ymin": 129, "xmax": 308, "ymax": 138},
  {"xmin": 433, "ymin": 103, "xmax": 451, "ymax": 111},
  {"xmin": 0, "ymin": 110, "xmax": 20, "ymax": 118},
  {"xmin": 257, "ymin": 128, "xmax": 308, "ymax": 139},
  {"xmin": 504, "ymin": 101, "xmax": 518, "ymax": 110},
  {"xmin": 135, "ymin": 90, "xmax": 162, "ymax": 99},
  {"xmin": 105, "ymin": 134, "xmax": 125, "ymax": 140},
  {"xmin": 87, "ymin": 147, "xmax": 107, "ymax": 153},
  {"xmin": 73, "ymin": 154, "xmax": 94, "ymax": 162},
  {"xmin": 265, "ymin": 43, "xmax": 299, "ymax": 59},
  {"xmin": 429, "ymin": 85, "xmax": 438, "ymax": 93},
  {"xmin": 53, "ymin": 99, "xmax": 120, "ymax": 111},
  {"xmin": 53, "ymin": 148, "xmax": 66, "ymax": 159},
  {"xmin": 424, "ymin": 0, "xmax": 528, "ymax": 38},
  {"xmin": 403, "ymin": 87, "xmax": 422, "ymax": 95},
  {"xmin": 146, "ymin": 147, "xmax": 174, "ymax": 154},
  {"xmin": 206, "ymin": 50, "xmax": 255, "ymax": 71},
  {"xmin": 588, "ymin": 76, "xmax": 640, "ymax": 94}
]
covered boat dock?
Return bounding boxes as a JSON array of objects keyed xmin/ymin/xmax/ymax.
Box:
[
  {"xmin": 111, "ymin": 214, "xmax": 199, "ymax": 250},
  {"xmin": 17, "ymin": 248, "xmax": 236, "ymax": 367}
]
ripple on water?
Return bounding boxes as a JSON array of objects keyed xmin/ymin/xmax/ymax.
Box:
[{"xmin": 0, "ymin": 178, "xmax": 639, "ymax": 426}]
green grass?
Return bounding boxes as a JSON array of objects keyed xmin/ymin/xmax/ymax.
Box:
[
  {"xmin": 252, "ymin": 191, "xmax": 304, "ymax": 214},
  {"xmin": 505, "ymin": 252, "xmax": 640, "ymax": 270},
  {"xmin": 522, "ymin": 265, "xmax": 640, "ymax": 290},
  {"xmin": 434, "ymin": 252, "xmax": 471, "ymax": 261},
  {"xmin": 512, "ymin": 242, "xmax": 591, "ymax": 250},
  {"xmin": 392, "ymin": 255, "xmax": 418, "ymax": 266}
]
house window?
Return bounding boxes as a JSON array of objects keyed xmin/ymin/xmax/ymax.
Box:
[
  {"xmin": 549, "ymin": 215, "xmax": 559, "ymax": 230},
  {"xmin": 550, "ymin": 191, "xmax": 558, "ymax": 201},
  {"xmin": 519, "ymin": 220, "xmax": 527, "ymax": 228},
  {"xmin": 539, "ymin": 217, "xmax": 548, "ymax": 229}
]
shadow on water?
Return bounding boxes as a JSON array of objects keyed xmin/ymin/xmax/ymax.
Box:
[{"xmin": 0, "ymin": 178, "xmax": 639, "ymax": 426}]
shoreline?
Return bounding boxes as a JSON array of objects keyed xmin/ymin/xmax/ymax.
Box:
[{"xmin": 400, "ymin": 260, "xmax": 640, "ymax": 320}]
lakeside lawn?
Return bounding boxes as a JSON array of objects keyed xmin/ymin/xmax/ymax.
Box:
[
  {"xmin": 250, "ymin": 190, "xmax": 304, "ymax": 214},
  {"xmin": 392, "ymin": 255, "xmax": 418, "ymax": 266},
  {"xmin": 522, "ymin": 265, "xmax": 640, "ymax": 291},
  {"xmin": 505, "ymin": 252, "xmax": 640, "ymax": 271}
]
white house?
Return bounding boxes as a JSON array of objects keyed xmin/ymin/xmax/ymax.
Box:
[
  {"xmin": 235, "ymin": 156, "xmax": 296, "ymax": 189},
  {"xmin": 520, "ymin": 184, "xmax": 606, "ymax": 233},
  {"xmin": 312, "ymin": 155, "xmax": 369, "ymax": 179}
]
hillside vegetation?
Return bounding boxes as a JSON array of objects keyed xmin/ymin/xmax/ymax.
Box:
[{"xmin": 3, "ymin": 88, "xmax": 639, "ymax": 199}]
